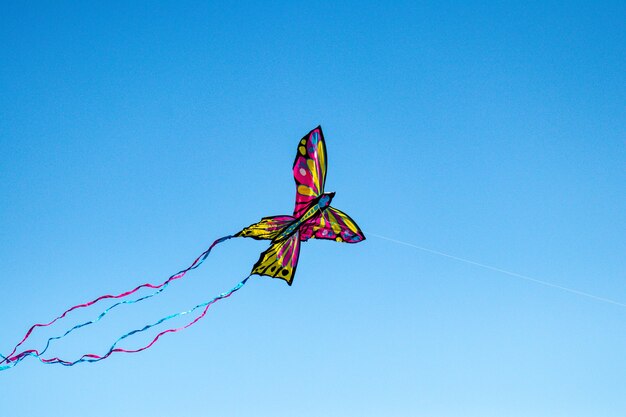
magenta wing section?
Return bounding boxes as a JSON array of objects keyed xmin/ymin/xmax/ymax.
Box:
[
  {"xmin": 292, "ymin": 126, "xmax": 327, "ymax": 217},
  {"xmin": 300, "ymin": 207, "xmax": 365, "ymax": 243}
]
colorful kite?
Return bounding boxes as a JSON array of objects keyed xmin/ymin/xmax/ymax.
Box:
[{"xmin": 0, "ymin": 126, "xmax": 365, "ymax": 370}]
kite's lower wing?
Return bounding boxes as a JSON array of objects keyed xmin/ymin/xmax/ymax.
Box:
[{"xmin": 251, "ymin": 232, "xmax": 301, "ymax": 285}]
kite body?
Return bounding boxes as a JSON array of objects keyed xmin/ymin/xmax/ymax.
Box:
[{"xmin": 236, "ymin": 126, "xmax": 365, "ymax": 285}]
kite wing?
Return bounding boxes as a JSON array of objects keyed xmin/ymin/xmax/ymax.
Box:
[
  {"xmin": 293, "ymin": 126, "xmax": 327, "ymax": 217},
  {"xmin": 251, "ymin": 232, "xmax": 301, "ymax": 285},
  {"xmin": 300, "ymin": 207, "xmax": 365, "ymax": 243},
  {"xmin": 236, "ymin": 215, "xmax": 295, "ymax": 240}
]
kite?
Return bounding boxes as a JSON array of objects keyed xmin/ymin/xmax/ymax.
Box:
[{"xmin": 0, "ymin": 126, "xmax": 365, "ymax": 370}]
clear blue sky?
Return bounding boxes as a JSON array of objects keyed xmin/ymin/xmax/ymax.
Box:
[{"xmin": 1, "ymin": 2, "xmax": 624, "ymax": 416}]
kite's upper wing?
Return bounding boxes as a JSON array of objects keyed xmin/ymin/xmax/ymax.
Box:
[
  {"xmin": 292, "ymin": 126, "xmax": 327, "ymax": 217},
  {"xmin": 300, "ymin": 207, "xmax": 365, "ymax": 243},
  {"xmin": 251, "ymin": 231, "xmax": 301, "ymax": 285}
]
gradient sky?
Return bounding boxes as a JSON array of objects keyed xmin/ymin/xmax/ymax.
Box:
[{"xmin": 1, "ymin": 2, "xmax": 625, "ymax": 416}]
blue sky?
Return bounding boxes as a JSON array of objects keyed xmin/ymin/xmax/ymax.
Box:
[{"xmin": 1, "ymin": 2, "xmax": 624, "ymax": 416}]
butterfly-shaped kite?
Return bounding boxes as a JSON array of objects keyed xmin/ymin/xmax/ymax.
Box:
[
  {"xmin": 236, "ymin": 126, "xmax": 365, "ymax": 284},
  {"xmin": 0, "ymin": 125, "xmax": 365, "ymax": 371}
]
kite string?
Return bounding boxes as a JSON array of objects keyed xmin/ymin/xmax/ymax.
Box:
[
  {"xmin": 0, "ymin": 234, "xmax": 235, "ymax": 366},
  {"xmin": 367, "ymin": 232, "xmax": 626, "ymax": 308},
  {"xmin": 2, "ymin": 275, "xmax": 252, "ymax": 369}
]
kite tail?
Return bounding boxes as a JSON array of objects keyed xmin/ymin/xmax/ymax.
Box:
[
  {"xmin": 0, "ymin": 234, "xmax": 235, "ymax": 366},
  {"xmin": 1, "ymin": 275, "xmax": 252, "ymax": 370}
]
